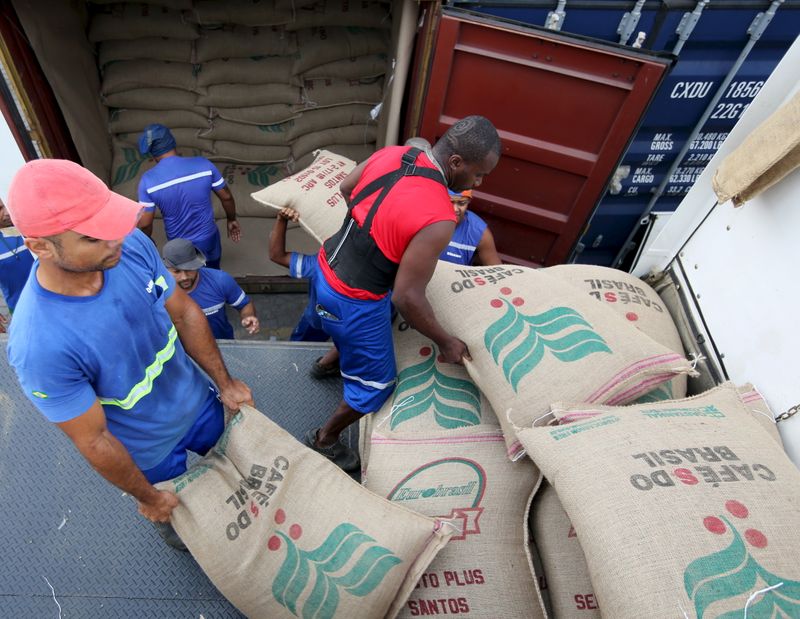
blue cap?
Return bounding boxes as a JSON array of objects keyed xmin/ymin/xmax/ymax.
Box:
[
  {"xmin": 138, "ymin": 124, "xmax": 176, "ymax": 157},
  {"xmin": 448, "ymin": 189, "xmax": 473, "ymax": 198}
]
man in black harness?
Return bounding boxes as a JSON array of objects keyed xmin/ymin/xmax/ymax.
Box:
[{"xmin": 304, "ymin": 116, "xmax": 501, "ymax": 470}]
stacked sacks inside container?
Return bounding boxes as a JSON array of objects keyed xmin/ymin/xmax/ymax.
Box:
[
  {"xmin": 357, "ymin": 316, "xmax": 548, "ymax": 618},
  {"xmin": 157, "ymin": 404, "xmax": 455, "ymax": 619},
  {"xmin": 516, "ymin": 383, "xmax": 800, "ymax": 618}
]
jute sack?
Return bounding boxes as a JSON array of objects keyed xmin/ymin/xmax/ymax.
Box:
[
  {"xmin": 737, "ymin": 383, "xmax": 784, "ymax": 447},
  {"xmin": 291, "ymin": 142, "xmax": 375, "ymax": 171},
  {"xmin": 215, "ymin": 162, "xmax": 289, "ymax": 218},
  {"xmin": 212, "ymin": 141, "xmax": 292, "ymax": 164},
  {"xmin": 251, "ymin": 149, "xmax": 354, "ymax": 242},
  {"xmin": 89, "ymin": 5, "xmax": 199, "ymax": 41},
  {"xmin": 197, "ymin": 57, "xmax": 298, "ymax": 87},
  {"xmin": 530, "ymin": 481, "xmax": 599, "ymax": 619},
  {"xmin": 300, "ymin": 77, "xmax": 384, "ymax": 109},
  {"xmin": 292, "ymin": 125, "xmax": 378, "ymax": 161},
  {"xmin": 195, "ymin": 25, "xmax": 298, "ymax": 62},
  {"xmin": 102, "ymin": 88, "xmax": 198, "ymax": 111},
  {"xmin": 293, "ymin": 27, "xmax": 391, "ymax": 74},
  {"xmin": 214, "ymin": 104, "xmax": 300, "ymax": 126},
  {"xmin": 304, "ymin": 54, "xmax": 388, "ymax": 81},
  {"xmin": 288, "ymin": 0, "xmax": 392, "ymax": 31},
  {"xmin": 364, "ymin": 429, "xmax": 546, "ymax": 619},
  {"xmin": 359, "ymin": 318, "xmax": 500, "ymax": 479},
  {"xmin": 203, "ymin": 118, "xmax": 294, "ymax": 146},
  {"xmin": 102, "ymin": 59, "xmax": 200, "ymax": 95},
  {"xmin": 192, "ymin": 0, "xmax": 293, "ymax": 26},
  {"xmin": 108, "ymin": 109, "xmax": 211, "ymax": 134},
  {"xmin": 198, "ymin": 83, "xmax": 301, "ymax": 107},
  {"xmin": 546, "ymin": 264, "xmax": 687, "ymax": 400},
  {"xmin": 97, "ymin": 37, "xmax": 194, "ymax": 66},
  {"xmin": 156, "ymin": 405, "xmax": 454, "ymax": 619},
  {"xmin": 517, "ymin": 383, "xmax": 800, "ymax": 619},
  {"xmin": 426, "ymin": 262, "xmax": 694, "ymax": 460},
  {"xmin": 289, "ymin": 104, "xmax": 375, "ymax": 139}
]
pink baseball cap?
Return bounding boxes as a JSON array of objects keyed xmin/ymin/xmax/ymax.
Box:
[{"xmin": 6, "ymin": 159, "xmax": 142, "ymax": 240}]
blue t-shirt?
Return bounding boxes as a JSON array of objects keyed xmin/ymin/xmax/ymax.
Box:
[
  {"xmin": 0, "ymin": 233, "xmax": 34, "ymax": 311},
  {"xmin": 439, "ymin": 210, "xmax": 488, "ymax": 266},
  {"xmin": 289, "ymin": 252, "xmax": 318, "ymax": 281},
  {"xmin": 7, "ymin": 230, "xmax": 211, "ymax": 470},
  {"xmin": 288, "ymin": 252, "xmax": 328, "ymax": 343},
  {"xmin": 138, "ymin": 156, "xmax": 225, "ymax": 244},
  {"xmin": 188, "ymin": 267, "xmax": 249, "ymax": 340}
]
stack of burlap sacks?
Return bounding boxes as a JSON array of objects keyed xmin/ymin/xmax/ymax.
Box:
[
  {"xmin": 89, "ymin": 0, "xmax": 388, "ymax": 221},
  {"xmin": 251, "ymin": 155, "xmax": 800, "ymax": 618}
]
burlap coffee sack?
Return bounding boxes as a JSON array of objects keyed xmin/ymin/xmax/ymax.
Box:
[
  {"xmin": 292, "ymin": 125, "xmax": 378, "ymax": 161},
  {"xmin": 251, "ymin": 149, "xmax": 354, "ymax": 242},
  {"xmin": 288, "ymin": 0, "xmax": 392, "ymax": 31},
  {"xmin": 212, "ymin": 141, "xmax": 292, "ymax": 164},
  {"xmin": 214, "ymin": 104, "xmax": 301, "ymax": 127},
  {"xmin": 197, "ymin": 57, "xmax": 298, "ymax": 87},
  {"xmin": 102, "ymin": 88, "xmax": 199, "ymax": 111},
  {"xmin": 426, "ymin": 262, "xmax": 695, "ymax": 460},
  {"xmin": 198, "ymin": 83, "xmax": 301, "ymax": 108},
  {"xmin": 290, "ymin": 105, "xmax": 375, "ymax": 140},
  {"xmin": 304, "ymin": 54, "xmax": 388, "ymax": 81},
  {"xmin": 89, "ymin": 4, "xmax": 199, "ymax": 42},
  {"xmin": 291, "ymin": 143, "xmax": 375, "ymax": 171},
  {"xmin": 300, "ymin": 77, "xmax": 384, "ymax": 109},
  {"xmin": 359, "ymin": 319, "xmax": 499, "ymax": 480},
  {"xmin": 157, "ymin": 405, "xmax": 454, "ymax": 619},
  {"xmin": 517, "ymin": 383, "xmax": 800, "ymax": 618},
  {"xmin": 293, "ymin": 27, "xmax": 391, "ymax": 74},
  {"xmin": 713, "ymin": 90, "xmax": 800, "ymax": 207},
  {"xmin": 364, "ymin": 429, "xmax": 546, "ymax": 619},
  {"xmin": 98, "ymin": 38, "xmax": 193, "ymax": 67},
  {"xmin": 546, "ymin": 264, "xmax": 687, "ymax": 399},
  {"xmin": 737, "ymin": 383, "xmax": 784, "ymax": 447},
  {"xmin": 102, "ymin": 59, "xmax": 200, "ymax": 95},
  {"xmin": 203, "ymin": 118, "xmax": 294, "ymax": 146},
  {"xmin": 191, "ymin": 0, "xmax": 293, "ymax": 26},
  {"xmin": 195, "ymin": 25, "xmax": 297, "ymax": 62},
  {"xmin": 530, "ymin": 481, "xmax": 598, "ymax": 618},
  {"xmin": 108, "ymin": 108, "xmax": 211, "ymax": 134}
]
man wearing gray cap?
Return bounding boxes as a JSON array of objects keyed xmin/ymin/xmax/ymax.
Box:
[
  {"xmin": 162, "ymin": 238, "xmax": 259, "ymax": 340},
  {"xmin": 136, "ymin": 123, "xmax": 240, "ymax": 269}
]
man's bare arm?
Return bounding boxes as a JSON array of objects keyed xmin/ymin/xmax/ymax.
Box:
[
  {"xmin": 214, "ymin": 187, "xmax": 240, "ymax": 242},
  {"xmin": 137, "ymin": 210, "xmax": 155, "ymax": 237},
  {"xmin": 57, "ymin": 400, "xmax": 178, "ymax": 522},
  {"xmin": 165, "ymin": 285, "xmax": 253, "ymax": 410},
  {"xmin": 392, "ymin": 221, "xmax": 469, "ymax": 364},
  {"xmin": 475, "ymin": 227, "xmax": 501, "ymax": 266},
  {"xmin": 338, "ymin": 160, "xmax": 368, "ymax": 205}
]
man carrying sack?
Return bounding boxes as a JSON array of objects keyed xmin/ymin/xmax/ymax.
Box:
[
  {"xmin": 6, "ymin": 159, "xmax": 252, "ymax": 550},
  {"xmin": 303, "ymin": 115, "xmax": 501, "ymax": 471}
]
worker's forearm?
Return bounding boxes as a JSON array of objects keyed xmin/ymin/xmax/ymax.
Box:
[
  {"xmin": 239, "ymin": 302, "xmax": 256, "ymax": 321},
  {"xmin": 139, "ymin": 222, "xmax": 154, "ymax": 237},
  {"xmin": 220, "ymin": 197, "xmax": 237, "ymax": 221},
  {"xmin": 393, "ymin": 289, "xmax": 452, "ymax": 348},
  {"xmin": 269, "ymin": 218, "xmax": 290, "ymax": 265},
  {"xmin": 78, "ymin": 430, "xmax": 160, "ymax": 503},
  {"xmin": 173, "ymin": 301, "xmax": 232, "ymax": 389}
]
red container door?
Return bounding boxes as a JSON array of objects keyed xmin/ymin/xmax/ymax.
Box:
[{"xmin": 416, "ymin": 9, "xmax": 672, "ymax": 266}]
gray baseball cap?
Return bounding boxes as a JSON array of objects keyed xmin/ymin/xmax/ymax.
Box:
[{"xmin": 162, "ymin": 238, "xmax": 206, "ymax": 270}]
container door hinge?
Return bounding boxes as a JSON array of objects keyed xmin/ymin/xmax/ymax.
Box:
[
  {"xmin": 546, "ymin": 0, "xmax": 567, "ymax": 31},
  {"xmin": 617, "ymin": 0, "xmax": 646, "ymax": 45}
]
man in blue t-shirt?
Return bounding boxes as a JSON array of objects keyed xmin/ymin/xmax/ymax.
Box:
[
  {"xmin": 0, "ymin": 198, "xmax": 34, "ymax": 328},
  {"xmin": 5, "ymin": 159, "xmax": 253, "ymax": 550},
  {"xmin": 439, "ymin": 189, "xmax": 501, "ymax": 266},
  {"xmin": 162, "ymin": 238, "xmax": 259, "ymax": 340},
  {"xmin": 136, "ymin": 124, "xmax": 240, "ymax": 269}
]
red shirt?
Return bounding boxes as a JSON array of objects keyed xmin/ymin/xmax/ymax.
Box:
[{"xmin": 318, "ymin": 146, "xmax": 455, "ymax": 300}]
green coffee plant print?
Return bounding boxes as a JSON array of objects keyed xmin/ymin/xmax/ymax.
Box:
[
  {"xmin": 684, "ymin": 499, "xmax": 800, "ymax": 618},
  {"xmin": 484, "ymin": 288, "xmax": 611, "ymax": 391},
  {"xmin": 390, "ymin": 344, "xmax": 481, "ymax": 430},
  {"xmin": 112, "ymin": 147, "xmax": 148, "ymax": 185},
  {"xmin": 270, "ymin": 510, "xmax": 402, "ymax": 619}
]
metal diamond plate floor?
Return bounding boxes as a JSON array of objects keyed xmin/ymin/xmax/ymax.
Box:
[{"xmin": 0, "ymin": 338, "xmax": 348, "ymax": 618}]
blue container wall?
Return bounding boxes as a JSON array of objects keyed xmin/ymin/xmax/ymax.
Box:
[{"xmin": 452, "ymin": 2, "xmax": 800, "ymax": 266}]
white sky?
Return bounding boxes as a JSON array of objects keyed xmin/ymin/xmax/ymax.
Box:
[{"xmin": 0, "ymin": 116, "xmax": 25, "ymax": 201}]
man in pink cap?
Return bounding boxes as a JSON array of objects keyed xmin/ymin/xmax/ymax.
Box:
[{"xmin": 5, "ymin": 159, "xmax": 253, "ymax": 551}]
